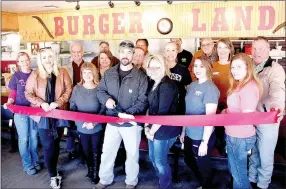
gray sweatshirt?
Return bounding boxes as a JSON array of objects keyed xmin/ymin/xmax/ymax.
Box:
[{"xmin": 69, "ymin": 84, "xmax": 102, "ymax": 134}]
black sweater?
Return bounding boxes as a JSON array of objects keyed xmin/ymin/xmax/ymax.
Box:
[{"xmin": 148, "ymin": 76, "xmax": 182, "ymax": 140}]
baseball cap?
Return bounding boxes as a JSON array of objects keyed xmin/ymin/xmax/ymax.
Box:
[{"xmin": 119, "ymin": 40, "xmax": 135, "ymax": 52}]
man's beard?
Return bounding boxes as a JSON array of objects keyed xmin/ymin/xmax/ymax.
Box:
[{"xmin": 121, "ymin": 58, "xmax": 131, "ymax": 66}]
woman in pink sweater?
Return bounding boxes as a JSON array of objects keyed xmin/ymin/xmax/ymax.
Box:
[{"xmin": 223, "ymin": 53, "xmax": 262, "ymax": 189}]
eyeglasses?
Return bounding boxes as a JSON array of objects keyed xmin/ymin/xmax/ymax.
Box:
[{"xmin": 119, "ymin": 41, "xmax": 135, "ymax": 48}]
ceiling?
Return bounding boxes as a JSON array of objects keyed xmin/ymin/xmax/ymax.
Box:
[{"xmin": 1, "ymin": 1, "xmax": 205, "ymax": 13}]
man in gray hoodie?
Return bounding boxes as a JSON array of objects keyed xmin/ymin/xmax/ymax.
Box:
[{"xmin": 95, "ymin": 40, "xmax": 148, "ymax": 189}]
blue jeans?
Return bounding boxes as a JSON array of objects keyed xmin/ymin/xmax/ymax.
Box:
[
  {"xmin": 148, "ymin": 137, "xmax": 177, "ymax": 189},
  {"xmin": 226, "ymin": 135, "xmax": 256, "ymax": 189},
  {"xmin": 14, "ymin": 114, "xmax": 39, "ymax": 171}
]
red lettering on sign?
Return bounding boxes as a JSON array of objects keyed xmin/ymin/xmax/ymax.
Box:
[
  {"xmin": 99, "ymin": 14, "xmax": 109, "ymax": 34},
  {"xmin": 54, "ymin": 17, "xmax": 64, "ymax": 36},
  {"xmin": 67, "ymin": 16, "xmax": 79, "ymax": 35},
  {"xmin": 112, "ymin": 13, "xmax": 125, "ymax": 34},
  {"xmin": 258, "ymin": 6, "xmax": 275, "ymax": 30},
  {"xmin": 129, "ymin": 12, "xmax": 143, "ymax": 33},
  {"xmin": 211, "ymin": 8, "xmax": 228, "ymax": 31},
  {"xmin": 83, "ymin": 15, "xmax": 95, "ymax": 35},
  {"xmin": 192, "ymin": 9, "xmax": 206, "ymax": 31},
  {"xmin": 234, "ymin": 6, "xmax": 252, "ymax": 31}
]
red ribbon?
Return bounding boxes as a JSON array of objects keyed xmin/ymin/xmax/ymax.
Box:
[{"xmin": 7, "ymin": 105, "xmax": 278, "ymax": 127}]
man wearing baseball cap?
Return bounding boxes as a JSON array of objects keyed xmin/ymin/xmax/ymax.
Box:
[{"xmin": 95, "ymin": 40, "xmax": 148, "ymax": 189}]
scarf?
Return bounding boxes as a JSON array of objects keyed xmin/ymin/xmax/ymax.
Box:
[
  {"xmin": 254, "ymin": 61, "xmax": 267, "ymax": 74},
  {"xmin": 45, "ymin": 73, "xmax": 58, "ymax": 138}
]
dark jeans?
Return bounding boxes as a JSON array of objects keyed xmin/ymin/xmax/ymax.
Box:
[
  {"xmin": 66, "ymin": 123, "xmax": 79, "ymax": 152},
  {"xmin": 184, "ymin": 133, "xmax": 216, "ymax": 187},
  {"xmin": 80, "ymin": 132, "xmax": 101, "ymax": 166},
  {"xmin": 38, "ymin": 127, "xmax": 64, "ymax": 177},
  {"xmin": 214, "ymin": 126, "xmax": 226, "ymax": 156}
]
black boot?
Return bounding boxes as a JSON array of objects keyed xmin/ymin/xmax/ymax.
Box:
[
  {"xmin": 91, "ymin": 152, "xmax": 99, "ymax": 184},
  {"xmin": 85, "ymin": 152, "xmax": 93, "ymax": 180},
  {"xmin": 86, "ymin": 166, "xmax": 93, "ymax": 181}
]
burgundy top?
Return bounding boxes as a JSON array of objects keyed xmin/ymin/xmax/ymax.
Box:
[{"xmin": 72, "ymin": 60, "xmax": 84, "ymax": 85}]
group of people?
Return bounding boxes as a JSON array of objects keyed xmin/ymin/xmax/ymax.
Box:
[{"xmin": 3, "ymin": 36, "xmax": 285, "ymax": 189}]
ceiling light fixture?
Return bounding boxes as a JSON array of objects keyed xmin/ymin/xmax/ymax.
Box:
[
  {"xmin": 75, "ymin": 1, "xmax": 80, "ymax": 10},
  {"xmin": 134, "ymin": 1, "xmax": 141, "ymax": 6},
  {"xmin": 108, "ymin": 1, "xmax": 114, "ymax": 8},
  {"xmin": 167, "ymin": 1, "xmax": 173, "ymax": 5}
]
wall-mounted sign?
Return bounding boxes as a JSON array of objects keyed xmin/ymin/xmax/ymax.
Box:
[{"xmin": 17, "ymin": 1, "xmax": 285, "ymax": 42}]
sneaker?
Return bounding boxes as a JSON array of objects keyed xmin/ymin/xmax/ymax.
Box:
[
  {"xmin": 34, "ymin": 164, "xmax": 42, "ymax": 172},
  {"xmin": 26, "ymin": 168, "xmax": 37, "ymax": 175},
  {"xmin": 94, "ymin": 182, "xmax": 115, "ymax": 189},
  {"xmin": 50, "ymin": 176, "xmax": 61, "ymax": 189},
  {"xmin": 126, "ymin": 184, "xmax": 136, "ymax": 188}
]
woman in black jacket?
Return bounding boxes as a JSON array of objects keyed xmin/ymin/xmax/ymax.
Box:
[{"xmin": 144, "ymin": 55, "xmax": 181, "ymax": 189}]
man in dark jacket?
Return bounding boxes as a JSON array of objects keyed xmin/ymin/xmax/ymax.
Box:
[{"xmin": 95, "ymin": 40, "xmax": 148, "ymax": 189}]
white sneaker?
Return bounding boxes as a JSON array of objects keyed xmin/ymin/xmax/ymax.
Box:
[{"xmin": 50, "ymin": 175, "xmax": 61, "ymax": 189}]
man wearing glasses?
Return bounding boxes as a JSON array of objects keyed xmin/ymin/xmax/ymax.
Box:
[
  {"xmin": 188, "ymin": 38, "xmax": 219, "ymax": 81},
  {"xmin": 95, "ymin": 40, "xmax": 148, "ymax": 189}
]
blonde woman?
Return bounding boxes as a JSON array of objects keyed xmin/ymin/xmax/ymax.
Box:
[
  {"xmin": 25, "ymin": 48, "xmax": 72, "ymax": 189},
  {"xmin": 223, "ymin": 53, "xmax": 262, "ymax": 189},
  {"xmin": 164, "ymin": 42, "xmax": 192, "ymax": 115},
  {"xmin": 69, "ymin": 63, "xmax": 103, "ymax": 184},
  {"xmin": 145, "ymin": 55, "xmax": 180, "ymax": 189},
  {"xmin": 3, "ymin": 52, "xmax": 40, "ymax": 175}
]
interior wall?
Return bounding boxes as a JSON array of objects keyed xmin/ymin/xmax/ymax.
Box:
[{"xmin": 64, "ymin": 38, "xmax": 197, "ymax": 62}]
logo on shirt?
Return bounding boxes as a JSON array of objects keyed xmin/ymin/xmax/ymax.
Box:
[
  {"xmin": 213, "ymin": 72, "xmax": 220, "ymax": 75},
  {"xmin": 194, "ymin": 91, "xmax": 202, "ymax": 96},
  {"xmin": 181, "ymin": 58, "xmax": 187, "ymax": 63},
  {"xmin": 19, "ymin": 80, "xmax": 26, "ymax": 87},
  {"xmin": 170, "ymin": 73, "xmax": 182, "ymax": 82}
]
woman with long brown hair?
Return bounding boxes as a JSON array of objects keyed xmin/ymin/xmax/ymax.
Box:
[
  {"xmin": 69, "ymin": 63, "xmax": 103, "ymax": 184},
  {"xmin": 97, "ymin": 51, "xmax": 114, "ymax": 80},
  {"xmin": 212, "ymin": 38, "xmax": 235, "ymax": 156},
  {"xmin": 180, "ymin": 56, "xmax": 219, "ymax": 188},
  {"xmin": 222, "ymin": 53, "xmax": 262, "ymax": 189}
]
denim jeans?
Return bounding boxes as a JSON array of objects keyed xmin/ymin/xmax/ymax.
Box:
[
  {"xmin": 38, "ymin": 127, "xmax": 64, "ymax": 177},
  {"xmin": 226, "ymin": 135, "xmax": 256, "ymax": 189},
  {"xmin": 148, "ymin": 136, "xmax": 177, "ymax": 189},
  {"xmin": 14, "ymin": 114, "xmax": 39, "ymax": 171},
  {"xmin": 249, "ymin": 123, "xmax": 279, "ymax": 188},
  {"xmin": 184, "ymin": 133, "xmax": 216, "ymax": 187}
]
